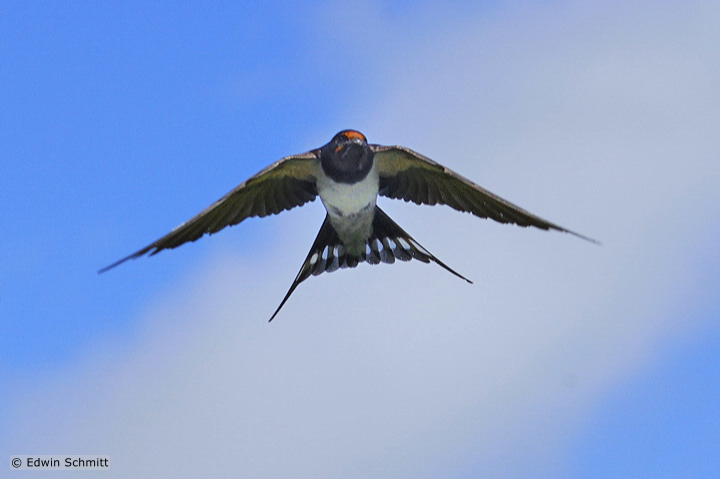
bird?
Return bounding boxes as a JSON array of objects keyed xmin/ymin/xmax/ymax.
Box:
[{"xmin": 100, "ymin": 129, "xmax": 597, "ymax": 320}]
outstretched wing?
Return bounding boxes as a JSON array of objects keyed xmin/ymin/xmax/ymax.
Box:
[
  {"xmin": 372, "ymin": 145, "xmax": 598, "ymax": 243},
  {"xmin": 100, "ymin": 151, "xmax": 322, "ymax": 273},
  {"xmin": 269, "ymin": 207, "xmax": 471, "ymax": 321}
]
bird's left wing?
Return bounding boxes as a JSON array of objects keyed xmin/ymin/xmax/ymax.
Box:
[
  {"xmin": 100, "ymin": 151, "xmax": 321, "ymax": 272},
  {"xmin": 372, "ymin": 145, "xmax": 598, "ymax": 243}
]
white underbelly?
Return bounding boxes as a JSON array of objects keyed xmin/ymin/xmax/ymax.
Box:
[{"xmin": 317, "ymin": 167, "xmax": 379, "ymax": 253}]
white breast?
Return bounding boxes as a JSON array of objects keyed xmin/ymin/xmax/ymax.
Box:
[
  {"xmin": 317, "ymin": 164, "xmax": 379, "ymax": 217},
  {"xmin": 317, "ymin": 165, "xmax": 380, "ymax": 252}
]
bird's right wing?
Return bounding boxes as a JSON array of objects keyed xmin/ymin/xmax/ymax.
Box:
[
  {"xmin": 370, "ymin": 145, "xmax": 597, "ymax": 243},
  {"xmin": 100, "ymin": 150, "xmax": 322, "ymax": 272},
  {"xmin": 373, "ymin": 145, "xmax": 598, "ymax": 243}
]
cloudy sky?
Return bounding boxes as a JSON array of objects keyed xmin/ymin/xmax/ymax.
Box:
[{"xmin": 2, "ymin": 1, "xmax": 719, "ymax": 477}]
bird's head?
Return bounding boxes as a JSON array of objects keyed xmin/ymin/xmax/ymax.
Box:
[{"xmin": 320, "ymin": 130, "xmax": 374, "ymax": 183}]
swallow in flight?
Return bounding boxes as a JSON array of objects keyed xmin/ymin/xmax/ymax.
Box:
[{"xmin": 101, "ymin": 130, "xmax": 596, "ymax": 320}]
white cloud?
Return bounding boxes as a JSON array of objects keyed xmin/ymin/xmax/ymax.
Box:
[{"xmin": 4, "ymin": 1, "xmax": 720, "ymax": 477}]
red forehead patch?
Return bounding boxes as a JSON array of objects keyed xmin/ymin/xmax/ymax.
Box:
[{"xmin": 343, "ymin": 130, "xmax": 366, "ymax": 141}]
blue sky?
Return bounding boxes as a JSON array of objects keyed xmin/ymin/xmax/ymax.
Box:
[{"xmin": 2, "ymin": 1, "xmax": 719, "ymax": 477}]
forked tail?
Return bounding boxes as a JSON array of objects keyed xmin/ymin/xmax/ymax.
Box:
[{"xmin": 269, "ymin": 207, "xmax": 471, "ymax": 321}]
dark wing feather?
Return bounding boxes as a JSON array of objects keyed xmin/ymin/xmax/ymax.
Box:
[
  {"xmin": 372, "ymin": 145, "xmax": 598, "ymax": 243},
  {"xmin": 100, "ymin": 151, "xmax": 321, "ymax": 272}
]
